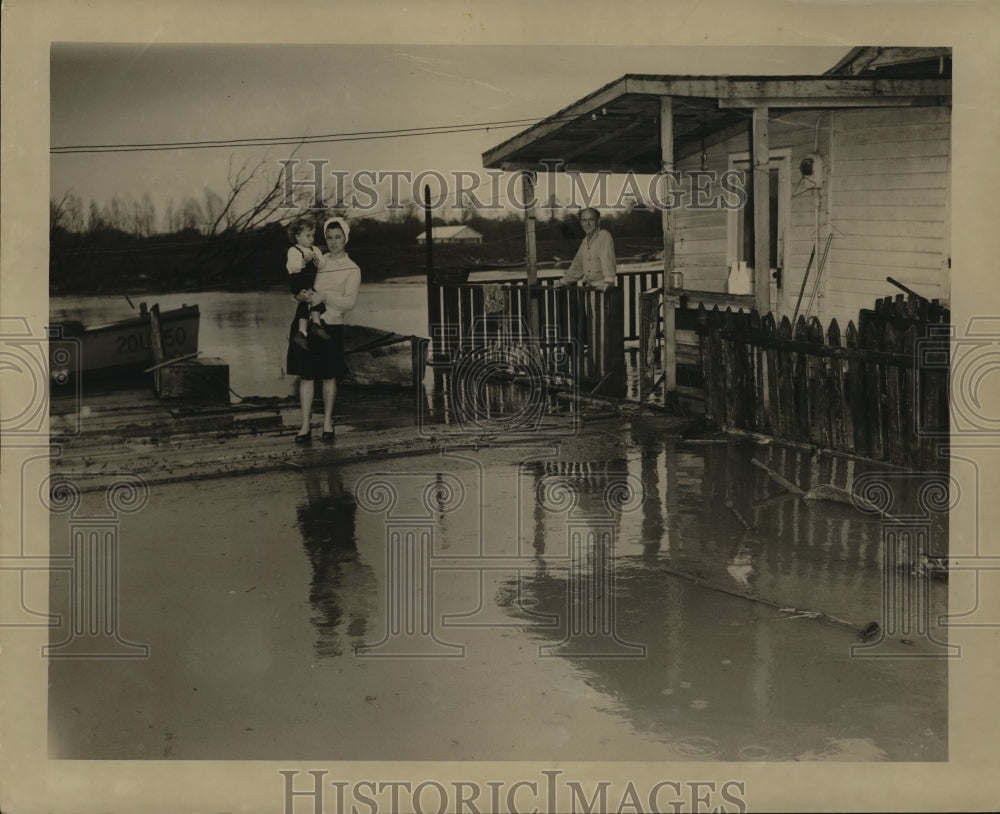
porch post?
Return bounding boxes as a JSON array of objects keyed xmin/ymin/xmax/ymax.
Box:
[
  {"xmin": 659, "ymin": 96, "xmax": 677, "ymax": 406},
  {"xmin": 522, "ymin": 171, "xmax": 538, "ymax": 286},
  {"xmin": 522, "ymin": 171, "xmax": 540, "ymax": 339},
  {"xmin": 751, "ymin": 106, "xmax": 771, "ymax": 314}
]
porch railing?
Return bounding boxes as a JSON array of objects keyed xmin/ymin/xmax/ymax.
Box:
[
  {"xmin": 696, "ymin": 296, "xmax": 950, "ymax": 469},
  {"xmin": 457, "ymin": 266, "xmax": 661, "ymax": 343},
  {"xmin": 428, "ymin": 281, "xmax": 626, "ymax": 397}
]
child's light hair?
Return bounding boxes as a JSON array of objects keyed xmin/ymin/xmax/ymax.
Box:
[{"xmin": 286, "ymin": 216, "xmax": 316, "ymax": 242}]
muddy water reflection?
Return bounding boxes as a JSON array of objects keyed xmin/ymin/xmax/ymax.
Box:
[
  {"xmin": 296, "ymin": 468, "xmax": 376, "ymax": 658},
  {"xmin": 290, "ymin": 437, "xmax": 947, "ymax": 761},
  {"xmin": 502, "ymin": 437, "xmax": 947, "ymax": 760}
]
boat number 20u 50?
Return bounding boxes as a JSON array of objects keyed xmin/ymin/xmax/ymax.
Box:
[{"xmin": 115, "ymin": 327, "xmax": 187, "ymax": 354}]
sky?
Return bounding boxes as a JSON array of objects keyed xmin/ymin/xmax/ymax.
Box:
[{"xmin": 51, "ymin": 44, "xmax": 850, "ymax": 227}]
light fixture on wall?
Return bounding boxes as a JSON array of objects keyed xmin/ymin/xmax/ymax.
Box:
[{"xmin": 799, "ymin": 151, "xmax": 825, "ymax": 188}]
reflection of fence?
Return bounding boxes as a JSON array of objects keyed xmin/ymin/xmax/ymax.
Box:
[
  {"xmin": 429, "ymin": 282, "xmax": 625, "ymax": 397},
  {"xmin": 696, "ymin": 295, "xmax": 950, "ymax": 469}
]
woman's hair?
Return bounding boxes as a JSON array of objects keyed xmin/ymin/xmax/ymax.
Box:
[
  {"xmin": 286, "ymin": 216, "xmax": 315, "ymax": 242},
  {"xmin": 580, "ymin": 207, "xmax": 601, "ymax": 221}
]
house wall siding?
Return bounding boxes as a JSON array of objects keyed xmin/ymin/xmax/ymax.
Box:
[
  {"xmin": 671, "ymin": 104, "xmax": 950, "ymax": 326},
  {"xmin": 674, "ymin": 111, "xmax": 832, "ymax": 315},
  {"xmin": 825, "ymin": 105, "xmax": 950, "ymax": 321}
]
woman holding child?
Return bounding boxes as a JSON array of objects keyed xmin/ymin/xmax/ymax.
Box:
[{"xmin": 285, "ymin": 216, "xmax": 361, "ymax": 444}]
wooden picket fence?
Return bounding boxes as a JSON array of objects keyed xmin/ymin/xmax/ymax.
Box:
[{"xmin": 696, "ymin": 294, "xmax": 950, "ymax": 469}]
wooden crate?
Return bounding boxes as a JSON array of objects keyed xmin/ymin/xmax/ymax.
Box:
[{"xmin": 157, "ymin": 358, "xmax": 230, "ymax": 404}]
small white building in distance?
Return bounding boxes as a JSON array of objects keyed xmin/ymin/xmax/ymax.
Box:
[{"xmin": 416, "ymin": 225, "xmax": 484, "ymax": 245}]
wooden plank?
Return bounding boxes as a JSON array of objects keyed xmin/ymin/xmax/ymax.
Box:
[
  {"xmin": 827, "ymin": 204, "xmax": 946, "ymax": 222},
  {"xmin": 829, "ymin": 268, "xmax": 944, "ymax": 290},
  {"xmin": 820, "ymin": 235, "xmax": 944, "ymax": 254},
  {"xmin": 778, "ymin": 316, "xmax": 795, "ymax": 440},
  {"xmin": 793, "ymin": 316, "xmax": 810, "ymax": 443},
  {"xmin": 845, "ymin": 321, "xmax": 865, "ymax": 455},
  {"xmin": 835, "ymin": 156, "xmax": 950, "ymax": 176},
  {"xmin": 902, "ymin": 324, "xmax": 918, "ymax": 467},
  {"xmin": 638, "ymin": 291, "xmax": 659, "ymax": 400},
  {"xmin": 722, "ymin": 309, "xmax": 739, "ymax": 428},
  {"xmin": 828, "ymin": 248, "xmax": 945, "ymax": 270},
  {"xmin": 711, "ymin": 306, "xmax": 726, "ymax": 426},
  {"xmin": 621, "ymin": 76, "xmax": 950, "ymax": 101},
  {"xmin": 733, "ymin": 310, "xmax": 749, "ymax": 430},
  {"xmin": 835, "ymin": 173, "xmax": 949, "ymax": 193},
  {"xmin": 884, "ymin": 323, "xmax": 904, "ymax": 465},
  {"xmin": 673, "ymin": 252, "xmax": 731, "ymax": 267},
  {"xmin": 606, "ymin": 286, "xmax": 626, "ymax": 397},
  {"xmin": 832, "ymin": 106, "xmax": 950, "ymax": 130},
  {"xmin": 762, "ymin": 312, "xmax": 779, "ymax": 435},
  {"xmin": 697, "ymin": 305, "xmax": 714, "ymax": 422},
  {"xmin": 722, "ymin": 95, "xmax": 947, "ymax": 109},
  {"xmin": 827, "ymin": 319, "xmax": 847, "ymax": 452},
  {"xmin": 832, "ymin": 121, "xmax": 951, "ymax": 148},
  {"xmin": 660, "ymin": 95, "xmax": 676, "ymax": 408},
  {"xmin": 922, "ymin": 335, "xmax": 948, "ymax": 470},
  {"xmin": 862, "ymin": 321, "xmax": 885, "ymax": 460},
  {"xmin": 674, "ymin": 208, "xmax": 728, "ymax": 225},
  {"xmin": 752, "ymin": 106, "xmax": 771, "ymax": 314},
  {"xmin": 750, "ymin": 456, "xmax": 805, "ymax": 496},
  {"xmin": 838, "ymin": 138, "xmax": 951, "ymax": 161},
  {"xmin": 675, "ymin": 225, "xmax": 728, "ymax": 242},
  {"xmin": 663, "ymin": 294, "xmax": 677, "ymax": 395},
  {"xmin": 676, "ymin": 237, "xmax": 730, "ymax": 255},
  {"xmin": 806, "ymin": 316, "xmax": 827, "ymax": 447},
  {"xmin": 750, "ymin": 311, "xmax": 765, "ymax": 433},
  {"xmin": 144, "ymin": 351, "xmax": 200, "ymax": 373},
  {"xmin": 830, "ymin": 189, "xmax": 948, "ymax": 208}
]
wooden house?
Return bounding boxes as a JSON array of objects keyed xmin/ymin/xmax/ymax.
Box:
[
  {"xmin": 482, "ymin": 46, "xmax": 951, "ymax": 331},
  {"xmin": 417, "ymin": 225, "xmax": 484, "ymax": 245}
]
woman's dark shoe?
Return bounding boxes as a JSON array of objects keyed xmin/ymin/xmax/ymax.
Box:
[
  {"xmin": 294, "ymin": 431, "xmax": 312, "ymax": 444},
  {"xmin": 321, "ymin": 429, "xmax": 335, "ymax": 442},
  {"xmin": 292, "ymin": 331, "xmax": 310, "ymax": 351}
]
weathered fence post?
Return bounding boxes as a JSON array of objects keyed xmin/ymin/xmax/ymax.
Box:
[{"xmin": 826, "ymin": 319, "xmax": 847, "ymax": 452}]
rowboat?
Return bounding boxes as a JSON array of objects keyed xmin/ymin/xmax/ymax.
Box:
[
  {"xmin": 343, "ymin": 324, "xmax": 426, "ymax": 388},
  {"xmin": 49, "ymin": 302, "xmax": 200, "ymax": 382}
]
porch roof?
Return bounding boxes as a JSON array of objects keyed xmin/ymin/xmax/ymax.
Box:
[{"xmin": 481, "ymin": 73, "xmax": 951, "ymax": 173}]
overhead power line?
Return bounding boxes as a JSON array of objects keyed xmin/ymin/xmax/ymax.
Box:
[{"xmin": 50, "ymin": 115, "xmax": 581, "ymax": 155}]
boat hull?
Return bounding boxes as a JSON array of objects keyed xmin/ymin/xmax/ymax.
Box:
[
  {"xmin": 342, "ymin": 324, "xmax": 425, "ymax": 388},
  {"xmin": 50, "ymin": 305, "xmax": 200, "ymax": 380}
]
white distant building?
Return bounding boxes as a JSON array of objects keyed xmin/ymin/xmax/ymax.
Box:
[{"xmin": 416, "ymin": 225, "xmax": 484, "ymax": 245}]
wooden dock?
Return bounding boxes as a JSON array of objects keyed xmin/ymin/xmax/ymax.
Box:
[
  {"xmin": 49, "ymin": 384, "xmax": 443, "ymax": 494},
  {"xmin": 48, "ymin": 379, "xmax": 702, "ymax": 494}
]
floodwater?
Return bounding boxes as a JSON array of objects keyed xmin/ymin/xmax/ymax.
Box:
[
  {"xmin": 51, "ymin": 283, "xmax": 430, "ymax": 401},
  {"xmin": 48, "ymin": 428, "xmax": 948, "ymax": 761},
  {"xmin": 50, "ymin": 282, "xmax": 657, "ymax": 403}
]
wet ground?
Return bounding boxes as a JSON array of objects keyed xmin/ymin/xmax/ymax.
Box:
[{"xmin": 48, "ymin": 415, "xmax": 948, "ymax": 761}]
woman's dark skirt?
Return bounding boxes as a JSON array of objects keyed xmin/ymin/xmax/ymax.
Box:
[{"xmin": 286, "ymin": 318, "xmax": 350, "ymax": 381}]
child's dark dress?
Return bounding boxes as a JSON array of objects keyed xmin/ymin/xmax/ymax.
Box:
[
  {"xmin": 287, "ymin": 246, "xmax": 323, "ymax": 379},
  {"xmin": 288, "ymin": 245, "xmax": 323, "ymax": 325}
]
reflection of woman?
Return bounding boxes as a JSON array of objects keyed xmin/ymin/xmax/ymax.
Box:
[
  {"xmin": 287, "ymin": 217, "xmax": 361, "ymax": 444},
  {"xmin": 296, "ymin": 468, "xmax": 376, "ymax": 659},
  {"xmin": 553, "ymin": 207, "xmax": 617, "ymax": 291}
]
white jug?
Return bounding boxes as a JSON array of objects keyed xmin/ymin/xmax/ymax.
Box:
[{"xmin": 727, "ymin": 261, "xmax": 752, "ymax": 295}]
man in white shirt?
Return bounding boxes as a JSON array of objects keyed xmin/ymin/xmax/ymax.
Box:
[{"xmin": 553, "ymin": 208, "xmax": 617, "ymax": 291}]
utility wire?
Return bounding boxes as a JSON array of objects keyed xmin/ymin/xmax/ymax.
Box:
[{"xmin": 50, "ymin": 115, "xmax": 582, "ymax": 155}]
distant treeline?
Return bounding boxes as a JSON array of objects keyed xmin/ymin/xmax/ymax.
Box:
[{"xmin": 49, "ymin": 205, "xmax": 663, "ymax": 295}]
